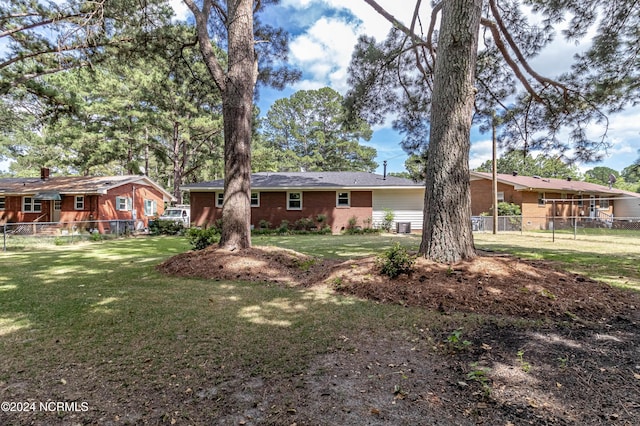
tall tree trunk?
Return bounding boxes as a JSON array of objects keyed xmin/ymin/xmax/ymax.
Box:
[
  {"xmin": 172, "ymin": 121, "xmax": 183, "ymax": 204},
  {"xmin": 419, "ymin": 0, "xmax": 482, "ymax": 262},
  {"xmin": 218, "ymin": 0, "xmax": 255, "ymax": 250}
]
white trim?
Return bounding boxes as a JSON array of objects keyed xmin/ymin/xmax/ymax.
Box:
[
  {"xmin": 116, "ymin": 196, "xmax": 132, "ymax": 211},
  {"xmin": 287, "ymin": 191, "xmax": 302, "ymax": 210},
  {"xmin": 74, "ymin": 195, "xmax": 85, "ymax": 210},
  {"xmin": 22, "ymin": 196, "xmax": 42, "ymax": 213},
  {"xmin": 336, "ymin": 191, "xmax": 350, "ymax": 207},
  {"xmin": 251, "ymin": 192, "xmax": 260, "ymax": 207},
  {"xmin": 216, "ymin": 192, "xmax": 224, "ymax": 208}
]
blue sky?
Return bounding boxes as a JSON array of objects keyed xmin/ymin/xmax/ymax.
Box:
[
  {"xmin": 3, "ymin": 1, "xmax": 638, "ymax": 175},
  {"xmin": 250, "ymin": 1, "xmax": 640, "ymax": 176}
]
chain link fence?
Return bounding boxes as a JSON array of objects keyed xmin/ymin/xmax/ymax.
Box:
[
  {"xmin": 2, "ymin": 220, "xmax": 144, "ymax": 251},
  {"xmin": 472, "ymin": 215, "xmax": 640, "ymax": 239}
]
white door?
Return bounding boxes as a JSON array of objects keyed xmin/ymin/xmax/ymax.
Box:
[{"xmin": 52, "ymin": 199, "xmax": 62, "ymax": 222}]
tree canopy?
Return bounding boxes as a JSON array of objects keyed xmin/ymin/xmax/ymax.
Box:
[
  {"xmin": 261, "ymin": 87, "xmax": 377, "ymax": 172},
  {"xmin": 475, "ymin": 150, "xmax": 581, "ymax": 180},
  {"xmin": 349, "ymin": 0, "xmax": 640, "ymax": 262}
]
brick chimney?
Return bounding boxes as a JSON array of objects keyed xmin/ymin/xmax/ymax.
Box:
[{"xmin": 40, "ymin": 167, "xmax": 50, "ymax": 180}]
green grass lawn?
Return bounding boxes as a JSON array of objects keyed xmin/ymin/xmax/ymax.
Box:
[
  {"xmin": 473, "ymin": 231, "xmax": 640, "ymax": 290},
  {"xmin": 1, "ymin": 234, "xmax": 638, "ymax": 423},
  {"xmin": 0, "ymin": 236, "xmax": 443, "ymax": 387}
]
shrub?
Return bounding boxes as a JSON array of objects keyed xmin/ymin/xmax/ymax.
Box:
[
  {"xmin": 497, "ymin": 202, "xmax": 522, "ymax": 216},
  {"xmin": 294, "ymin": 217, "xmax": 315, "ymax": 231},
  {"xmin": 376, "ymin": 242, "xmax": 416, "ymax": 278},
  {"xmin": 382, "ymin": 208, "xmax": 395, "ymax": 232},
  {"xmin": 258, "ymin": 219, "xmax": 272, "ymax": 229},
  {"xmin": 186, "ymin": 227, "xmax": 220, "ymax": 250},
  {"xmin": 278, "ymin": 220, "xmax": 290, "ymax": 234},
  {"xmin": 149, "ymin": 219, "xmax": 185, "ymax": 236},
  {"xmin": 316, "ymin": 213, "xmax": 327, "ymax": 224}
]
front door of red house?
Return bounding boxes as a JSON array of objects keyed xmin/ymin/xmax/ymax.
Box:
[{"xmin": 52, "ymin": 199, "xmax": 61, "ymax": 222}]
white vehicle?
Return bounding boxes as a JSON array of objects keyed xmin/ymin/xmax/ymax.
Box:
[{"xmin": 158, "ymin": 205, "xmax": 190, "ymax": 226}]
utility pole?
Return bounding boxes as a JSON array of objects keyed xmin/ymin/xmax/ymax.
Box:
[{"xmin": 492, "ymin": 113, "xmax": 498, "ymax": 235}]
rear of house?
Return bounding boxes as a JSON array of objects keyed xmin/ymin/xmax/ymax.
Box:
[{"xmin": 183, "ymin": 172, "xmax": 425, "ymax": 233}]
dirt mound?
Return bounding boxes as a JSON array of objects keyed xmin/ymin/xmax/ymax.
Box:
[
  {"xmin": 158, "ymin": 245, "xmax": 639, "ymax": 322},
  {"xmin": 157, "ymin": 245, "xmax": 332, "ymax": 286}
]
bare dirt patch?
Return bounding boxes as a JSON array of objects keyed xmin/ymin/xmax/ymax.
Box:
[{"xmin": 153, "ymin": 245, "xmax": 640, "ymax": 425}]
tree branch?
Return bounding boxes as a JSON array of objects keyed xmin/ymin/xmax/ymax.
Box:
[
  {"xmin": 182, "ymin": 0, "xmax": 227, "ymax": 93},
  {"xmin": 480, "ymin": 17, "xmax": 542, "ymax": 102},
  {"xmin": 488, "ymin": 0, "xmax": 569, "ymax": 96}
]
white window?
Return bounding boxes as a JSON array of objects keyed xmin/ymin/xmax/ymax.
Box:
[
  {"xmin": 75, "ymin": 196, "xmax": 85, "ymax": 210},
  {"xmin": 23, "ymin": 197, "xmax": 42, "ymax": 213},
  {"xmin": 216, "ymin": 192, "xmax": 224, "ymax": 208},
  {"xmin": 497, "ymin": 191, "xmax": 505, "ymax": 202},
  {"xmin": 538, "ymin": 193, "xmax": 545, "ymax": 206},
  {"xmin": 54, "ymin": 200, "xmax": 61, "ymax": 211},
  {"xmin": 287, "ymin": 192, "xmax": 302, "ymax": 210},
  {"xmin": 600, "ymin": 197, "xmax": 609, "ymax": 209},
  {"xmin": 116, "ymin": 196, "xmax": 132, "ymax": 211},
  {"xmin": 337, "ymin": 192, "xmax": 350, "ymax": 207},
  {"xmin": 0, "ymin": 197, "xmax": 5, "ymax": 210},
  {"xmin": 251, "ymin": 192, "xmax": 260, "ymax": 207},
  {"xmin": 144, "ymin": 199, "xmax": 156, "ymax": 216}
]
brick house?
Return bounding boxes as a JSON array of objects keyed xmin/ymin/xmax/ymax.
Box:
[
  {"xmin": 469, "ymin": 171, "xmax": 637, "ymax": 229},
  {"xmin": 0, "ymin": 168, "xmax": 175, "ymax": 233},
  {"xmin": 182, "ymin": 172, "xmax": 425, "ymax": 233}
]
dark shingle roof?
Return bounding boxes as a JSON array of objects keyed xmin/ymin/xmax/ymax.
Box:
[{"xmin": 182, "ymin": 172, "xmax": 422, "ymax": 190}]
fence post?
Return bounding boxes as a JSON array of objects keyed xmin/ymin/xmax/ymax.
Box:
[{"xmin": 3, "ymin": 223, "xmax": 6, "ymax": 252}]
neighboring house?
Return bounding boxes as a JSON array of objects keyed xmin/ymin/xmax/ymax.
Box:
[
  {"xmin": 0, "ymin": 168, "xmax": 175, "ymax": 233},
  {"xmin": 182, "ymin": 172, "xmax": 425, "ymax": 233},
  {"xmin": 470, "ymin": 171, "xmax": 639, "ymax": 229}
]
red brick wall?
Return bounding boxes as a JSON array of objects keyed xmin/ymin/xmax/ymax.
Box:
[
  {"xmin": 190, "ymin": 192, "xmax": 218, "ymax": 227},
  {"xmin": 190, "ymin": 190, "xmax": 373, "ymax": 233},
  {"xmin": 470, "ymin": 180, "xmax": 524, "ymax": 215}
]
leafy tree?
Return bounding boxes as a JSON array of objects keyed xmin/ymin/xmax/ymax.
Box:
[
  {"xmin": 184, "ymin": 0, "xmax": 299, "ymax": 250},
  {"xmin": 262, "ymin": 87, "xmax": 376, "ymax": 172},
  {"xmin": 3, "ymin": 28, "xmax": 225, "ymax": 202},
  {"xmin": 621, "ymin": 153, "xmax": 640, "ymax": 184},
  {"xmin": 0, "ymin": 0, "xmax": 173, "ymax": 96},
  {"xmin": 475, "ymin": 150, "xmax": 581, "ymax": 179},
  {"xmin": 349, "ymin": 0, "xmax": 639, "ymax": 262},
  {"xmin": 584, "ymin": 166, "xmax": 619, "ymax": 186},
  {"xmin": 403, "ymin": 153, "xmax": 427, "ymax": 182}
]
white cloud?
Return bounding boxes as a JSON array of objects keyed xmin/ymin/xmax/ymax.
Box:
[
  {"xmin": 469, "ymin": 139, "xmax": 495, "ymax": 170},
  {"xmin": 169, "ymin": 0, "xmax": 190, "ymax": 22},
  {"xmin": 289, "ymin": 16, "xmax": 361, "ymax": 92}
]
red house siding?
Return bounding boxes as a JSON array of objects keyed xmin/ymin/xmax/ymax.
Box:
[
  {"xmin": 0, "ymin": 183, "xmax": 166, "ymax": 231},
  {"xmin": 190, "ymin": 190, "xmax": 373, "ymax": 233},
  {"xmin": 470, "ymin": 179, "xmax": 617, "ymax": 230}
]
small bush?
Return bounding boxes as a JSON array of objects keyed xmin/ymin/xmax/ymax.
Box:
[
  {"xmin": 377, "ymin": 242, "xmax": 416, "ymax": 278},
  {"xmin": 294, "ymin": 217, "xmax": 315, "ymax": 231},
  {"xmin": 278, "ymin": 220, "xmax": 290, "ymax": 234},
  {"xmin": 186, "ymin": 227, "xmax": 220, "ymax": 250},
  {"xmin": 259, "ymin": 219, "xmax": 271, "ymax": 229},
  {"xmin": 316, "ymin": 214, "xmax": 327, "ymax": 224},
  {"xmin": 382, "ymin": 208, "xmax": 395, "ymax": 232},
  {"xmin": 149, "ymin": 219, "xmax": 185, "ymax": 236}
]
